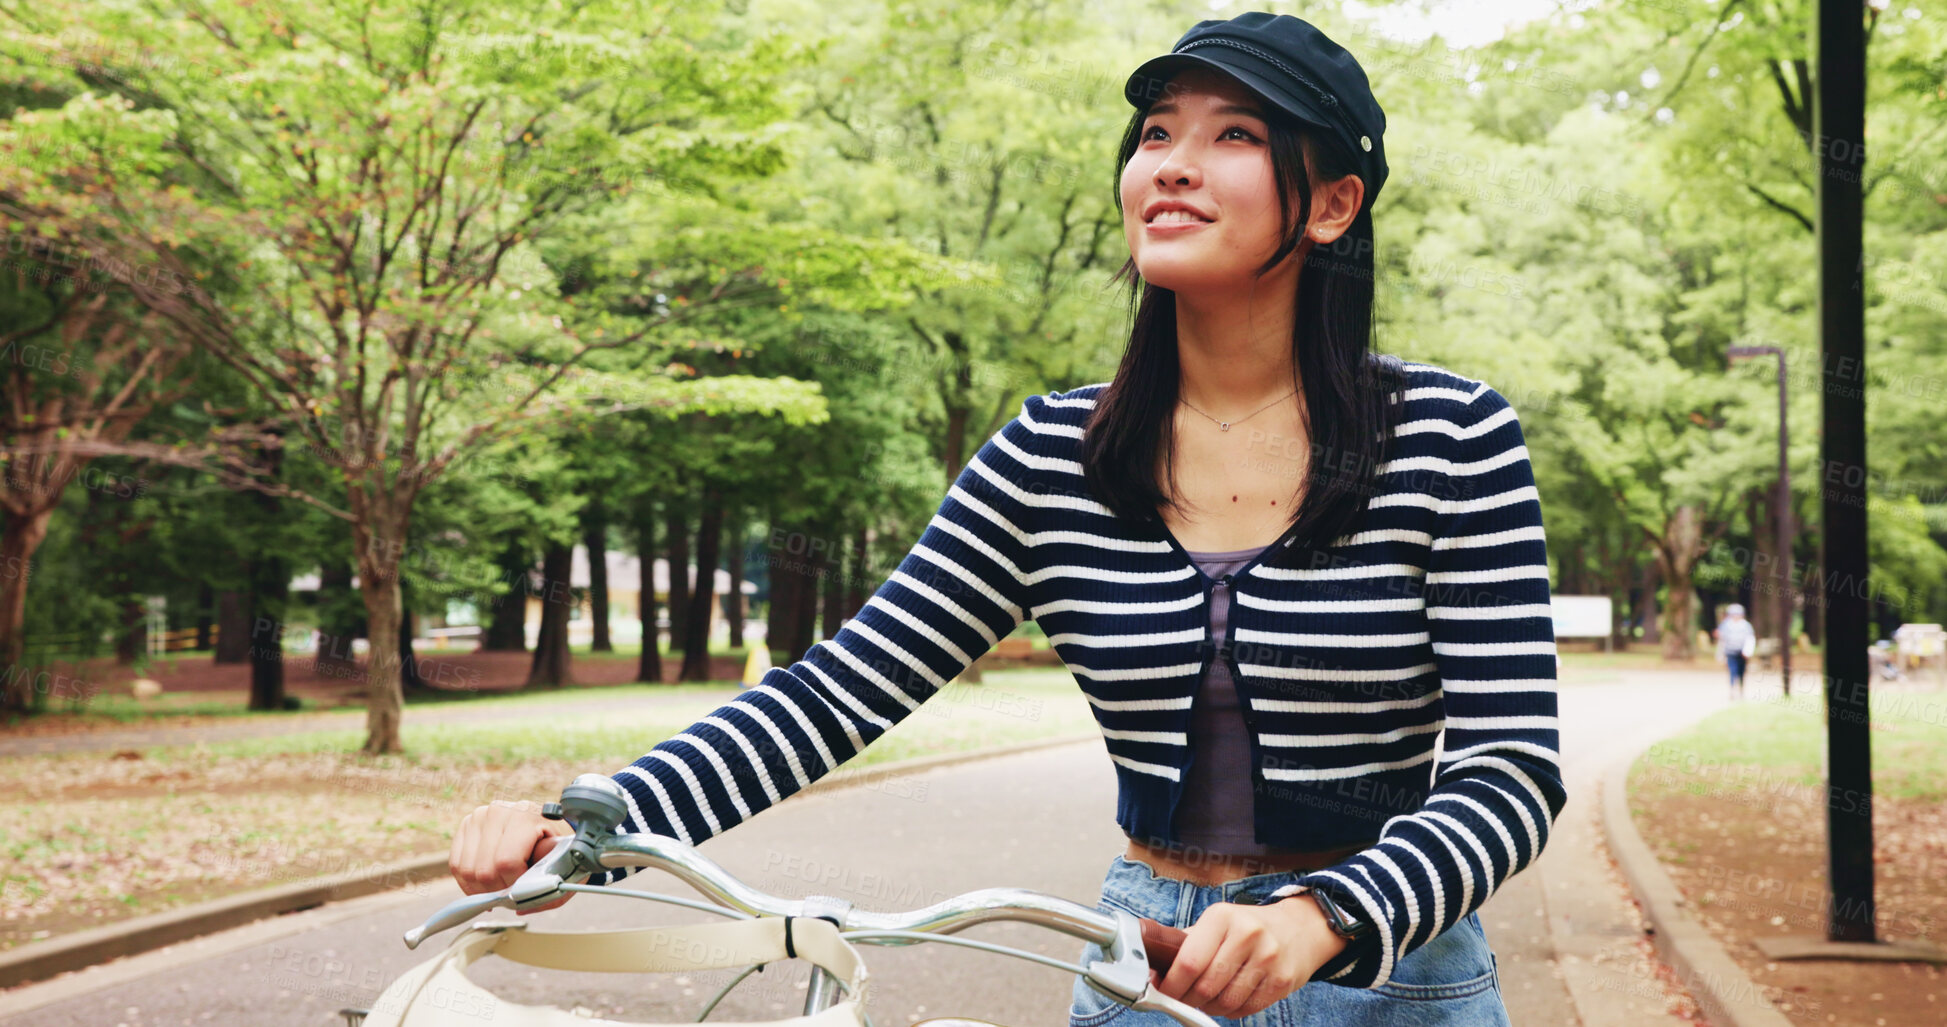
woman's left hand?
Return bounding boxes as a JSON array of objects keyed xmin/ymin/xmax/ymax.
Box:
[{"xmin": 1153, "ymin": 893, "xmax": 1349, "ymax": 1017}]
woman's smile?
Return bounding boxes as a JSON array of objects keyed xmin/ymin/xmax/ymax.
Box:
[{"xmin": 1145, "ymin": 215, "xmax": 1215, "ymax": 234}]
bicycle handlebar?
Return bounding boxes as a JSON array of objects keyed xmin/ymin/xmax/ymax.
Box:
[{"xmin": 410, "ymin": 775, "xmax": 1214, "ymax": 1026}]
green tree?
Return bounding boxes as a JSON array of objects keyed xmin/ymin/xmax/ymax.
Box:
[{"xmin": 0, "ymin": 1, "xmax": 955, "ymax": 749}]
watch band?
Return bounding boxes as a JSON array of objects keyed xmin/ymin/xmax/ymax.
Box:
[
  {"xmin": 1226, "ymin": 879, "xmax": 1374, "ymax": 944},
  {"xmin": 1226, "ymin": 877, "xmax": 1302, "ymax": 907},
  {"xmin": 1308, "ymin": 885, "xmax": 1373, "ymax": 941}
]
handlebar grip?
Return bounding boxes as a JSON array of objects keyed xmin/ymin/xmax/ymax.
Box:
[{"xmin": 1140, "ymin": 917, "xmax": 1186, "ymax": 975}]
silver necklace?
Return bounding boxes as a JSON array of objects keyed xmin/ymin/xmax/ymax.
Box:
[{"xmin": 1180, "ymin": 387, "xmax": 1298, "ymax": 431}]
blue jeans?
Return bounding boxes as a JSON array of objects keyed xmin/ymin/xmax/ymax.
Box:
[
  {"xmin": 1726, "ymin": 652, "xmax": 1748, "ymax": 688},
  {"xmin": 1069, "ymin": 856, "xmax": 1509, "ymax": 1026}
]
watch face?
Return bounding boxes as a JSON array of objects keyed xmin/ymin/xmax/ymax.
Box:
[{"xmin": 1315, "ymin": 888, "xmax": 1370, "ymax": 937}]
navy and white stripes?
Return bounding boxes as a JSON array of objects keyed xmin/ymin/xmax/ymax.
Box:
[{"xmin": 594, "ymin": 361, "xmax": 1564, "ymax": 990}]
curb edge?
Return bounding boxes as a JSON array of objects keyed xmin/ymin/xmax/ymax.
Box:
[
  {"xmin": 1601, "ymin": 746, "xmax": 1797, "ymax": 1027},
  {"xmin": 0, "ymin": 852, "xmax": 451, "ymax": 991},
  {"xmin": 0, "ymin": 731, "xmax": 1098, "ymax": 991}
]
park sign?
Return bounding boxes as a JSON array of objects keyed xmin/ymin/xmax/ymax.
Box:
[{"xmin": 1548, "ymin": 594, "xmax": 1613, "ymax": 648}]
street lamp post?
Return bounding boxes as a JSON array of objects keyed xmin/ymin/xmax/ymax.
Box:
[{"xmin": 1727, "ymin": 345, "xmax": 1792, "ymax": 697}]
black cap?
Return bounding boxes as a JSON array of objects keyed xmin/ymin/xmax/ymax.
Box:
[{"xmin": 1123, "ymin": 12, "xmax": 1388, "ymax": 212}]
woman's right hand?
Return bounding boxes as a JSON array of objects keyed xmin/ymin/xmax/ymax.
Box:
[{"xmin": 449, "ymin": 798, "xmax": 577, "ymax": 913}]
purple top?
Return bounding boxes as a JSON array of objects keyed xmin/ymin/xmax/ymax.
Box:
[{"xmin": 1171, "ymin": 542, "xmax": 1276, "ymax": 856}]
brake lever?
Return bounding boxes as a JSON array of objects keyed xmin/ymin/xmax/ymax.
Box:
[
  {"xmin": 1130, "ymin": 986, "xmax": 1222, "ymax": 1027},
  {"xmin": 1078, "ymin": 912, "xmax": 1212, "ymax": 1027},
  {"xmin": 404, "ymin": 835, "xmax": 578, "ymax": 949},
  {"xmin": 1076, "ymin": 909, "xmax": 1213, "ymax": 1026},
  {"xmin": 406, "ymin": 775, "xmax": 638, "ymax": 949},
  {"xmin": 402, "ymin": 891, "xmax": 517, "ymax": 949}
]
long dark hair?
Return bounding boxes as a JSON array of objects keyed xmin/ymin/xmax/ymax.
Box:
[{"xmin": 1080, "ymin": 85, "xmax": 1405, "ymax": 564}]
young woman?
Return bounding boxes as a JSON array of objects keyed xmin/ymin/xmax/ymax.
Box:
[{"xmin": 450, "ymin": 12, "xmax": 1562, "ymax": 1027}]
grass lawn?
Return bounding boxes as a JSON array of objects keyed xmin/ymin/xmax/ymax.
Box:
[
  {"xmin": 1631, "ymin": 685, "xmax": 1947, "ymax": 801},
  {"xmin": 0, "ymin": 669, "xmax": 1096, "ymax": 952},
  {"xmin": 28, "ymin": 690, "xmax": 322, "ymax": 721},
  {"xmin": 0, "ymin": 643, "xmax": 760, "ymax": 729},
  {"xmin": 1628, "ymin": 687, "xmax": 1947, "ymax": 1027},
  {"xmin": 15, "ymin": 634, "xmax": 1726, "ymax": 733}
]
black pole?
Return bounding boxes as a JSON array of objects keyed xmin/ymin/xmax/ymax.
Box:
[{"xmin": 1816, "ymin": 0, "xmax": 1873, "ymax": 944}]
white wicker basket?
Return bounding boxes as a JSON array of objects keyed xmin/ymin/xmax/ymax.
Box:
[{"xmin": 351, "ymin": 915, "xmax": 868, "ymax": 1026}]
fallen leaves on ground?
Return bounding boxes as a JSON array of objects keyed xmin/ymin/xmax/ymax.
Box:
[
  {"xmin": 1633, "ymin": 767, "xmax": 1946, "ymax": 1027},
  {"xmin": 0, "ymin": 750, "xmax": 586, "ymax": 951}
]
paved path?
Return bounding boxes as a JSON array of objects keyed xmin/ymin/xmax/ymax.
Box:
[
  {"xmin": 1501, "ymin": 669, "xmax": 1739, "ymax": 1027},
  {"xmin": 0, "ymin": 673, "xmax": 1733, "ymax": 1025},
  {"xmin": 0, "ymin": 687, "xmax": 744, "ymax": 758}
]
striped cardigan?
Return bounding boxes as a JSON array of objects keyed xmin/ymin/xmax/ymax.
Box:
[{"xmin": 593, "ymin": 361, "xmax": 1565, "ymax": 990}]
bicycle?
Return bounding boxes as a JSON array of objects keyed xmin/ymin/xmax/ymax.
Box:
[{"xmin": 337, "ymin": 774, "xmax": 1211, "ymax": 1026}]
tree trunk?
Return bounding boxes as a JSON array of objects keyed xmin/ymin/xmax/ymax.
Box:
[
  {"xmin": 789, "ymin": 527, "xmax": 825, "ymax": 659},
  {"xmin": 214, "ymin": 590, "xmax": 250, "ymax": 663},
  {"xmin": 584, "ymin": 497, "xmax": 612, "ymax": 652},
  {"xmin": 399, "ymin": 577, "xmax": 431, "ymax": 695},
  {"xmin": 1597, "ymin": 527, "xmax": 1630, "ymax": 650},
  {"xmin": 353, "ymin": 500, "xmax": 410, "ymax": 755},
  {"xmin": 941, "ymin": 394, "xmax": 971, "ymax": 479},
  {"xmin": 846, "ymin": 526, "xmax": 869, "ymax": 621},
  {"xmin": 0, "ymin": 507, "xmax": 53, "ymax": 711},
  {"xmin": 314, "ymin": 558, "xmax": 361, "ymax": 679},
  {"xmin": 110, "ymin": 476, "xmax": 150, "ymax": 664},
  {"xmin": 195, "ymin": 581, "xmax": 214, "ymax": 651},
  {"xmin": 1656, "ymin": 505, "xmax": 1704, "ymax": 661},
  {"xmin": 766, "ymin": 520, "xmax": 796, "ymax": 665},
  {"xmin": 725, "ymin": 516, "xmax": 747, "ymax": 649},
  {"xmin": 1745, "ymin": 489, "xmax": 1774, "ymax": 639},
  {"xmin": 247, "ymin": 433, "xmax": 287, "ymax": 711},
  {"xmin": 527, "ymin": 540, "xmax": 575, "ymax": 687},
  {"xmin": 680, "ymin": 489, "xmax": 724, "ymax": 682},
  {"xmin": 1801, "ymin": 550, "xmax": 1822, "ymax": 646},
  {"xmin": 821, "ymin": 526, "xmax": 847, "ymax": 639},
  {"xmin": 1871, "ymin": 594, "xmax": 1894, "ymax": 643},
  {"xmin": 106, "ymin": 480, "xmax": 153, "ymax": 667},
  {"xmin": 358, "ymin": 573, "xmax": 404, "ymax": 753},
  {"xmin": 115, "ymin": 597, "xmax": 146, "ymax": 665},
  {"xmin": 666, "ymin": 503, "xmax": 690, "ymax": 652},
  {"xmin": 1788, "ymin": 498, "xmax": 1806, "ymax": 647},
  {"xmin": 1774, "ymin": 491, "xmax": 1797, "ymax": 652},
  {"xmin": 482, "ymin": 538, "xmax": 530, "ymax": 651},
  {"xmin": 1640, "ymin": 559, "xmax": 1662, "ymax": 646},
  {"xmin": 634, "ymin": 500, "xmax": 663, "ymax": 685},
  {"xmin": 247, "ymin": 553, "xmax": 288, "ymax": 710}
]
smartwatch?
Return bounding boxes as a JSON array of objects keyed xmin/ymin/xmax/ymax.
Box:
[{"xmin": 1305, "ymin": 885, "xmax": 1374, "ymax": 942}]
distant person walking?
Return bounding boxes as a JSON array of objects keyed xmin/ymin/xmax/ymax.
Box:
[{"xmin": 1715, "ymin": 603, "xmax": 1757, "ymax": 699}]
